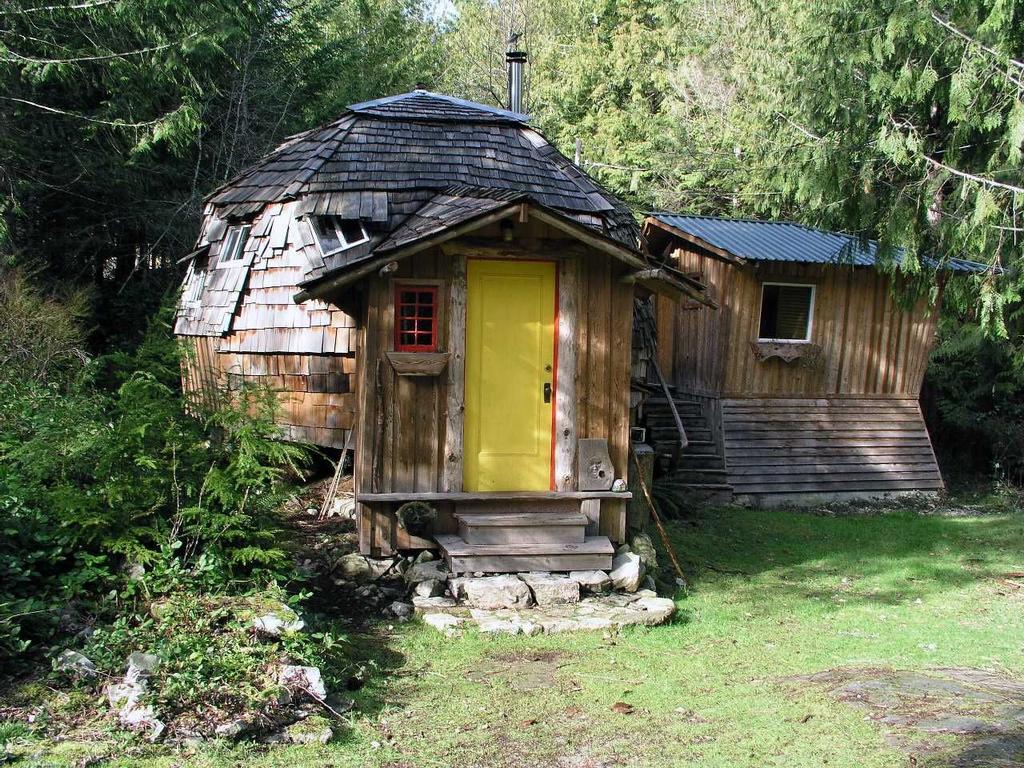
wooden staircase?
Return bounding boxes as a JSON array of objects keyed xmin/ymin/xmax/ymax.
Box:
[
  {"xmin": 645, "ymin": 391, "xmax": 734, "ymax": 504},
  {"xmin": 435, "ymin": 504, "xmax": 615, "ymax": 574}
]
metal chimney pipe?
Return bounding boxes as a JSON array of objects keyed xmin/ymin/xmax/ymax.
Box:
[{"xmin": 506, "ymin": 50, "xmax": 527, "ymax": 114}]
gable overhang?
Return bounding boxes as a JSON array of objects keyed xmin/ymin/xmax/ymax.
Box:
[
  {"xmin": 295, "ymin": 201, "xmax": 709, "ymax": 305},
  {"xmin": 643, "ymin": 216, "xmax": 746, "ymax": 266}
]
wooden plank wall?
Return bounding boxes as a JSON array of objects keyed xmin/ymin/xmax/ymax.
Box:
[
  {"xmin": 180, "ymin": 336, "xmax": 355, "ymax": 448},
  {"xmin": 664, "ymin": 246, "xmax": 940, "ymax": 398},
  {"xmin": 354, "ymin": 224, "xmax": 634, "ymax": 554},
  {"xmin": 722, "ymin": 397, "xmax": 944, "ymax": 502}
]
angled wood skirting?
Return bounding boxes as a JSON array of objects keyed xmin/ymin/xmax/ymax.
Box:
[{"xmin": 721, "ymin": 397, "xmax": 944, "ymax": 502}]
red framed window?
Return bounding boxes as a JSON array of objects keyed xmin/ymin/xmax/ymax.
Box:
[{"xmin": 395, "ymin": 284, "xmax": 439, "ymax": 352}]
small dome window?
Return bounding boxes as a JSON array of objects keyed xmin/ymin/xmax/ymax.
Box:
[{"xmin": 313, "ymin": 215, "xmax": 369, "ymax": 256}]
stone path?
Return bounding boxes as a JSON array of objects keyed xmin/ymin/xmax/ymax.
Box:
[
  {"xmin": 798, "ymin": 667, "xmax": 1024, "ymax": 766},
  {"xmin": 416, "ymin": 590, "xmax": 677, "ymax": 636}
]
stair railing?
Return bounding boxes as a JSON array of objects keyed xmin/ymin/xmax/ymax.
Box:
[{"xmin": 634, "ymin": 298, "xmax": 688, "ymax": 468}]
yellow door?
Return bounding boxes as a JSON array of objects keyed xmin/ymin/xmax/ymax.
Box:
[{"xmin": 464, "ymin": 259, "xmax": 557, "ymax": 491}]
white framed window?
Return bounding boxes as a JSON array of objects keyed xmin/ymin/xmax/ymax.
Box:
[
  {"xmin": 312, "ymin": 215, "xmax": 369, "ymax": 256},
  {"xmin": 217, "ymin": 224, "xmax": 251, "ymax": 267},
  {"xmin": 183, "ymin": 262, "xmax": 207, "ymax": 306},
  {"xmin": 757, "ymin": 282, "xmax": 815, "ymax": 342}
]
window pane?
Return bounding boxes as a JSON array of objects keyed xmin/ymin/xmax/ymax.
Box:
[
  {"xmin": 339, "ymin": 218, "xmax": 366, "ymax": 245},
  {"xmin": 313, "ymin": 217, "xmax": 343, "ymax": 253},
  {"xmin": 759, "ymin": 284, "xmax": 812, "ymax": 340}
]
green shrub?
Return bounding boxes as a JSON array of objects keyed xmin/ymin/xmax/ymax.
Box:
[
  {"xmin": 82, "ymin": 589, "xmax": 346, "ymax": 726},
  {"xmin": 923, "ymin": 320, "xmax": 1024, "ymax": 486},
  {"xmin": 0, "ymin": 285, "xmax": 311, "ymax": 659}
]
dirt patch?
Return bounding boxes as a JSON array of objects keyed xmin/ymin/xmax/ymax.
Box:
[
  {"xmin": 795, "ymin": 667, "xmax": 1024, "ymax": 766},
  {"xmin": 466, "ymin": 651, "xmax": 572, "ymax": 692}
]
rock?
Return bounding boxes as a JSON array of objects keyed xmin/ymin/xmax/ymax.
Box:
[
  {"xmin": 414, "ymin": 579, "xmax": 444, "ymax": 598},
  {"xmin": 253, "ymin": 605, "xmax": 305, "ymax": 637},
  {"xmin": 455, "ymin": 575, "xmax": 533, "ymax": 610},
  {"xmin": 337, "ymin": 553, "xmax": 373, "ymax": 582},
  {"xmin": 634, "ymin": 596, "xmax": 677, "ymax": 622},
  {"xmin": 641, "ymin": 575, "xmax": 657, "ymax": 592},
  {"xmin": 610, "ymin": 552, "xmax": 645, "ymax": 593},
  {"xmin": 386, "ymin": 601, "xmax": 414, "ymax": 620},
  {"xmin": 423, "ymin": 613, "xmax": 464, "ymax": 635},
  {"xmin": 405, "ymin": 560, "xmax": 449, "ymax": 584},
  {"xmin": 630, "ymin": 533, "xmax": 659, "ymax": 571},
  {"xmin": 615, "ymin": 543, "xmax": 632, "ymax": 556},
  {"xmin": 414, "ymin": 550, "xmax": 436, "ymax": 564},
  {"xmin": 471, "ymin": 609, "xmax": 541, "ymax": 636},
  {"xmin": 55, "ymin": 649, "xmax": 97, "ymax": 678},
  {"xmin": 520, "ymin": 573, "xmax": 580, "ymax": 606},
  {"xmin": 285, "ymin": 715, "xmax": 334, "ymax": 744},
  {"xmin": 569, "ymin": 570, "xmax": 612, "ymax": 593},
  {"xmin": 106, "ymin": 666, "xmax": 164, "ymax": 742},
  {"xmin": 126, "ymin": 652, "xmax": 160, "ymax": 684},
  {"xmin": 412, "ymin": 595, "xmax": 458, "ymax": 610},
  {"xmin": 278, "ymin": 665, "xmax": 327, "ymax": 701},
  {"xmin": 354, "ymin": 584, "xmax": 386, "ymax": 606},
  {"xmin": 214, "ymin": 718, "xmax": 251, "ymax": 740},
  {"xmin": 127, "ymin": 563, "xmax": 146, "ymax": 582},
  {"xmin": 366, "ymin": 557, "xmax": 400, "ymax": 580},
  {"xmin": 332, "ymin": 495, "xmax": 356, "ymax": 519}
]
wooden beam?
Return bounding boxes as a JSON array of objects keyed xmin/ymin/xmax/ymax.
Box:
[
  {"xmin": 357, "ymin": 491, "xmax": 633, "ymax": 502},
  {"xmin": 643, "ymin": 216, "xmax": 746, "ymax": 265}
]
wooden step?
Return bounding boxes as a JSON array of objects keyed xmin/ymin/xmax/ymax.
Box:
[
  {"xmin": 456, "ymin": 512, "xmax": 587, "ymax": 545},
  {"xmin": 435, "ymin": 534, "xmax": 614, "ymax": 574}
]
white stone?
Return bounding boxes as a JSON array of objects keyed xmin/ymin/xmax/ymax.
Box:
[
  {"xmin": 414, "ymin": 579, "xmax": 444, "ymax": 598},
  {"xmin": 278, "ymin": 665, "xmax": 327, "ymax": 701},
  {"xmin": 458, "ymin": 575, "xmax": 533, "ymax": 610},
  {"xmin": 569, "ymin": 570, "xmax": 612, "ymax": 592},
  {"xmin": 520, "ymin": 572, "xmax": 580, "ymax": 606},
  {"xmin": 412, "ymin": 595, "xmax": 458, "ymax": 610},
  {"xmin": 470, "ymin": 610, "xmax": 541, "ymax": 636},
  {"xmin": 215, "ymin": 718, "xmax": 250, "ymax": 740},
  {"xmin": 253, "ymin": 609, "xmax": 305, "ymax": 637},
  {"xmin": 125, "ymin": 652, "xmax": 160, "ymax": 684},
  {"xmin": 634, "ymin": 596, "xmax": 677, "ymax": 622},
  {"xmin": 610, "ymin": 552, "xmax": 645, "ymax": 593},
  {"xmin": 405, "ymin": 560, "xmax": 449, "ymax": 584},
  {"xmin": 56, "ymin": 649, "xmax": 97, "ymax": 678},
  {"xmin": 423, "ymin": 613, "xmax": 464, "ymax": 635},
  {"xmin": 386, "ymin": 601, "xmax": 414, "ymax": 619}
]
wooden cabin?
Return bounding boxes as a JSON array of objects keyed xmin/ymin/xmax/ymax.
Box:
[
  {"xmin": 175, "ymin": 89, "xmax": 700, "ymax": 571},
  {"xmin": 643, "ymin": 213, "xmax": 987, "ymax": 506}
]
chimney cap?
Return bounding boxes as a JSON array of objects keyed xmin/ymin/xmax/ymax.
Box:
[
  {"xmin": 414, "ymin": 81, "xmax": 429, "ymax": 92},
  {"xmin": 505, "ymin": 50, "xmax": 527, "ymax": 63}
]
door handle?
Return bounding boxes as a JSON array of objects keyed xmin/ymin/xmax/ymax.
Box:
[{"xmin": 543, "ymin": 382, "xmax": 552, "ymax": 403}]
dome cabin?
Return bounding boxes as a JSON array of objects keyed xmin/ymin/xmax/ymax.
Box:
[
  {"xmin": 641, "ymin": 213, "xmax": 988, "ymax": 507},
  {"xmin": 175, "ymin": 85, "xmax": 703, "ymax": 570}
]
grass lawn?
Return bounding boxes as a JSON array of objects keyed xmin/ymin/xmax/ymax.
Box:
[{"xmin": 7, "ymin": 503, "xmax": 1023, "ymax": 767}]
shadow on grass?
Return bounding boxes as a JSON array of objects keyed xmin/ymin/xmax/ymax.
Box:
[{"xmin": 665, "ymin": 506, "xmax": 1024, "ymax": 606}]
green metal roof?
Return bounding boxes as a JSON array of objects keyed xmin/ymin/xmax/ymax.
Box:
[{"xmin": 649, "ymin": 213, "xmax": 990, "ymax": 273}]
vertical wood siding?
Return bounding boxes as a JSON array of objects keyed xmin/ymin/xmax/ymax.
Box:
[
  {"xmin": 354, "ymin": 232, "xmax": 633, "ymax": 555},
  {"xmin": 665, "ymin": 246, "xmax": 940, "ymax": 398}
]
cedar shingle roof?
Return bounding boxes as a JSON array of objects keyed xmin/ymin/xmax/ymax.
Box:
[{"xmin": 206, "ymin": 90, "xmax": 639, "ymax": 278}]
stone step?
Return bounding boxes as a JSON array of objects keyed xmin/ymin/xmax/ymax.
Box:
[
  {"xmin": 455, "ymin": 512, "xmax": 588, "ymax": 546},
  {"xmin": 435, "ymin": 534, "xmax": 614, "ymax": 574},
  {"xmin": 676, "ymin": 453, "xmax": 728, "ymax": 470}
]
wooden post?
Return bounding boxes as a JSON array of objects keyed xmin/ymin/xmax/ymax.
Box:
[
  {"xmin": 554, "ymin": 257, "xmax": 579, "ymax": 490},
  {"xmin": 442, "ymin": 253, "xmax": 467, "ymax": 492}
]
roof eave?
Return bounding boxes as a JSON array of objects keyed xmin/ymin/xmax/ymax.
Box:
[
  {"xmin": 643, "ymin": 216, "xmax": 746, "ymax": 265},
  {"xmin": 294, "ymin": 201, "xmax": 651, "ymax": 304}
]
